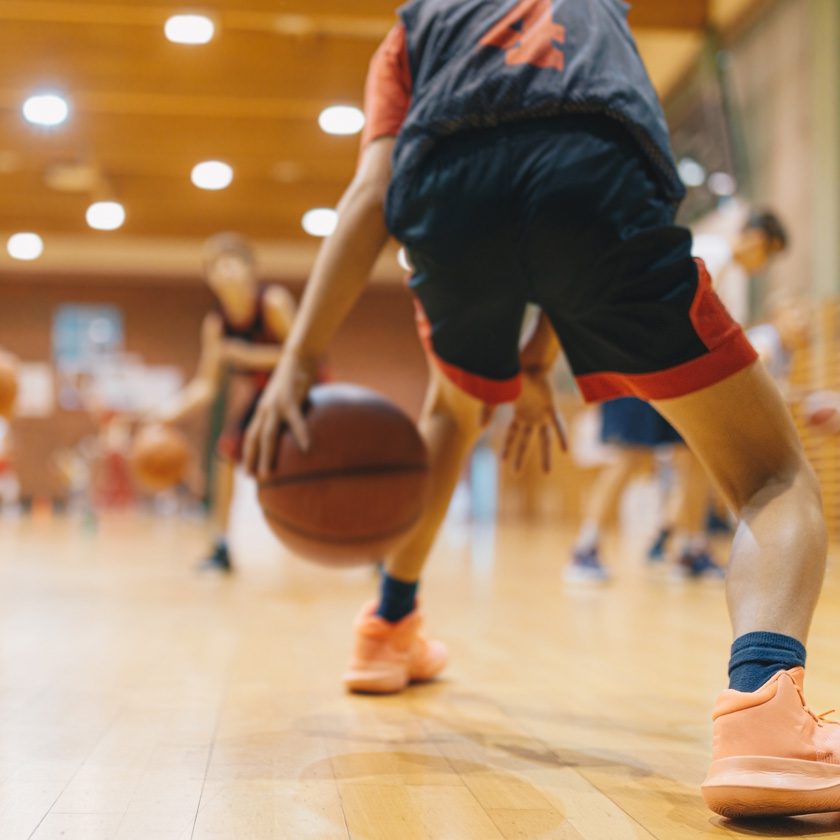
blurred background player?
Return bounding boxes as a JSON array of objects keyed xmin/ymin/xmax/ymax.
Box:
[
  {"xmin": 570, "ymin": 208, "xmax": 790, "ymax": 582},
  {"xmin": 694, "ymin": 207, "xmax": 789, "ymax": 325},
  {"xmin": 156, "ymin": 233, "xmax": 296, "ymax": 572}
]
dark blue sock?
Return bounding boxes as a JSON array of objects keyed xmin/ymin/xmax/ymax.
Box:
[
  {"xmin": 376, "ymin": 573, "xmax": 418, "ymax": 623},
  {"xmin": 728, "ymin": 632, "xmax": 806, "ymax": 692}
]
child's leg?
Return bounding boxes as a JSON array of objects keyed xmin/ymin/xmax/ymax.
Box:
[
  {"xmin": 654, "ymin": 361, "xmax": 825, "ymax": 642},
  {"xmin": 213, "ymin": 456, "xmax": 236, "ymax": 534},
  {"xmin": 199, "ymin": 456, "xmax": 236, "ymax": 572},
  {"xmin": 576, "ymin": 448, "xmax": 651, "ymax": 551},
  {"xmin": 344, "ymin": 360, "xmax": 485, "ymax": 693},
  {"xmin": 658, "ymin": 363, "xmax": 840, "ymax": 819},
  {"xmin": 666, "ymin": 447, "xmax": 723, "ymax": 576},
  {"xmin": 670, "ymin": 449, "xmax": 710, "ymax": 537},
  {"xmin": 384, "ymin": 360, "xmax": 487, "ymax": 584}
]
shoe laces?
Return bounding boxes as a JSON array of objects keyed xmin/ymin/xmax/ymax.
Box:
[
  {"xmin": 814, "ymin": 709, "xmax": 839, "ymax": 727},
  {"xmin": 795, "ymin": 683, "xmax": 839, "ymax": 727}
]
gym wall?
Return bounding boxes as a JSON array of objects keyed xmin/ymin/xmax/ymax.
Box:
[{"xmin": 0, "ymin": 276, "xmax": 427, "ymax": 500}]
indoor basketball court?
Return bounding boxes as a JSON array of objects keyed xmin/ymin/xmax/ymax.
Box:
[{"xmin": 1, "ymin": 1, "xmax": 839, "ymax": 838}]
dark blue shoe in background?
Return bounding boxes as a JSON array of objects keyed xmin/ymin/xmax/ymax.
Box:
[
  {"xmin": 198, "ymin": 538, "xmax": 233, "ymax": 574},
  {"xmin": 647, "ymin": 527, "xmax": 672, "ymax": 563},
  {"xmin": 565, "ymin": 547, "xmax": 610, "ymax": 584},
  {"xmin": 672, "ymin": 550, "xmax": 726, "ymax": 581},
  {"xmin": 706, "ymin": 508, "xmax": 734, "ymax": 535}
]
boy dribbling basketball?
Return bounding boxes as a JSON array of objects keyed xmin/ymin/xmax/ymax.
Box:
[{"xmin": 245, "ymin": 0, "xmax": 834, "ymax": 819}]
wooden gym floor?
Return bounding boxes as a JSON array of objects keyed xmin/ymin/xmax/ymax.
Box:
[{"xmin": 2, "ymin": 498, "xmax": 840, "ymax": 840}]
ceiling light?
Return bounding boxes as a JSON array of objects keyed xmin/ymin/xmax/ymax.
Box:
[
  {"xmin": 86, "ymin": 201, "xmax": 126, "ymax": 231},
  {"xmin": 318, "ymin": 105, "xmax": 366, "ymax": 136},
  {"xmin": 302, "ymin": 208, "xmax": 338, "ymax": 238},
  {"xmin": 677, "ymin": 157, "xmax": 706, "ymax": 188},
  {"xmin": 707, "ymin": 171, "xmax": 737, "ymax": 197},
  {"xmin": 165, "ymin": 14, "xmax": 215, "ymax": 45},
  {"xmin": 191, "ymin": 160, "xmax": 233, "ymax": 190},
  {"xmin": 22, "ymin": 92, "xmax": 70, "ymax": 127},
  {"xmin": 7, "ymin": 233, "xmax": 44, "ymax": 261}
]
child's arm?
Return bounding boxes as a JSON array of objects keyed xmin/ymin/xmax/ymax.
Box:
[
  {"xmin": 156, "ymin": 311, "xmax": 224, "ymax": 425},
  {"xmin": 243, "ymin": 138, "xmax": 394, "ymax": 476},
  {"xmin": 283, "ymin": 139, "xmax": 393, "ymax": 365}
]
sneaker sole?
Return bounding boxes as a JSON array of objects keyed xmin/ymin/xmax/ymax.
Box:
[
  {"xmin": 343, "ymin": 669, "xmax": 409, "ymax": 695},
  {"xmin": 703, "ymin": 756, "xmax": 840, "ymax": 817}
]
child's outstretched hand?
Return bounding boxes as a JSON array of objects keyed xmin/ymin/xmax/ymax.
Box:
[
  {"xmin": 244, "ymin": 350, "xmax": 314, "ymax": 479},
  {"xmin": 501, "ymin": 367, "xmax": 567, "ymax": 473}
]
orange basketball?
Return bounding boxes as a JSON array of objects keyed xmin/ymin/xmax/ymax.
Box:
[
  {"xmin": 257, "ymin": 384, "xmax": 429, "ymax": 566},
  {"xmin": 130, "ymin": 425, "xmax": 191, "ymax": 492},
  {"xmin": 0, "ymin": 352, "xmax": 19, "ymax": 419}
]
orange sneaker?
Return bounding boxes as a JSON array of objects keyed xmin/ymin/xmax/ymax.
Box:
[
  {"xmin": 702, "ymin": 668, "xmax": 840, "ymax": 817},
  {"xmin": 343, "ymin": 601, "xmax": 448, "ymax": 694}
]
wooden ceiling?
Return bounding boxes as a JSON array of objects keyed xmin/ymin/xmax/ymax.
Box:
[{"xmin": 0, "ymin": 0, "xmax": 763, "ymax": 277}]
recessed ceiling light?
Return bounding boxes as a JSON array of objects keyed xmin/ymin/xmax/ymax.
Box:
[
  {"xmin": 22, "ymin": 92, "xmax": 70, "ymax": 127},
  {"xmin": 302, "ymin": 208, "xmax": 338, "ymax": 238},
  {"xmin": 191, "ymin": 160, "xmax": 233, "ymax": 190},
  {"xmin": 318, "ymin": 105, "xmax": 366, "ymax": 136},
  {"xmin": 86, "ymin": 201, "xmax": 126, "ymax": 231},
  {"xmin": 165, "ymin": 14, "xmax": 215, "ymax": 45},
  {"xmin": 7, "ymin": 232, "xmax": 44, "ymax": 261},
  {"xmin": 707, "ymin": 171, "xmax": 737, "ymax": 197},
  {"xmin": 678, "ymin": 157, "xmax": 706, "ymax": 188}
]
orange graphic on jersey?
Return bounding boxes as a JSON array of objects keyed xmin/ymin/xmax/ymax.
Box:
[{"xmin": 480, "ymin": 0, "xmax": 566, "ymax": 72}]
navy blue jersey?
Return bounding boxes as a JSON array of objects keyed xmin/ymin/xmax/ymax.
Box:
[{"xmin": 390, "ymin": 0, "xmax": 684, "ymax": 208}]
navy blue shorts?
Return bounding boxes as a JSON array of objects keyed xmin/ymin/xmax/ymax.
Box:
[
  {"xmin": 600, "ymin": 398, "xmax": 683, "ymax": 448},
  {"xmin": 387, "ymin": 117, "xmax": 755, "ymax": 404}
]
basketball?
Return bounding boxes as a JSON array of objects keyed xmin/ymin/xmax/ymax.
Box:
[
  {"xmin": 0, "ymin": 352, "xmax": 19, "ymax": 418},
  {"xmin": 257, "ymin": 384, "xmax": 429, "ymax": 566},
  {"xmin": 129, "ymin": 425, "xmax": 191, "ymax": 492},
  {"xmin": 803, "ymin": 391, "xmax": 840, "ymax": 436}
]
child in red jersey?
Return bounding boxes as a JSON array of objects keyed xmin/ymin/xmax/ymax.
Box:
[{"xmin": 158, "ymin": 233, "xmax": 296, "ymax": 572}]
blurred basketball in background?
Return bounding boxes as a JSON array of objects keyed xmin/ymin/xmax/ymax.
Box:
[
  {"xmin": 0, "ymin": 352, "xmax": 19, "ymax": 418},
  {"xmin": 803, "ymin": 391, "xmax": 840, "ymax": 436},
  {"xmin": 130, "ymin": 425, "xmax": 191, "ymax": 492},
  {"xmin": 257, "ymin": 384, "xmax": 429, "ymax": 566}
]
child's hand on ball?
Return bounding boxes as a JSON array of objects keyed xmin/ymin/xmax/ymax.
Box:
[{"xmin": 244, "ymin": 350, "xmax": 315, "ymax": 478}]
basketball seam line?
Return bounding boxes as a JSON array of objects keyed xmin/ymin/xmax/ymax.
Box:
[
  {"xmin": 258, "ymin": 462, "xmax": 427, "ymax": 488},
  {"xmin": 262, "ymin": 509, "xmax": 422, "ymax": 544}
]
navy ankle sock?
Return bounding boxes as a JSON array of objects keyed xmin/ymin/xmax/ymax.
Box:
[
  {"xmin": 376, "ymin": 573, "xmax": 418, "ymax": 623},
  {"xmin": 728, "ymin": 632, "xmax": 806, "ymax": 692}
]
